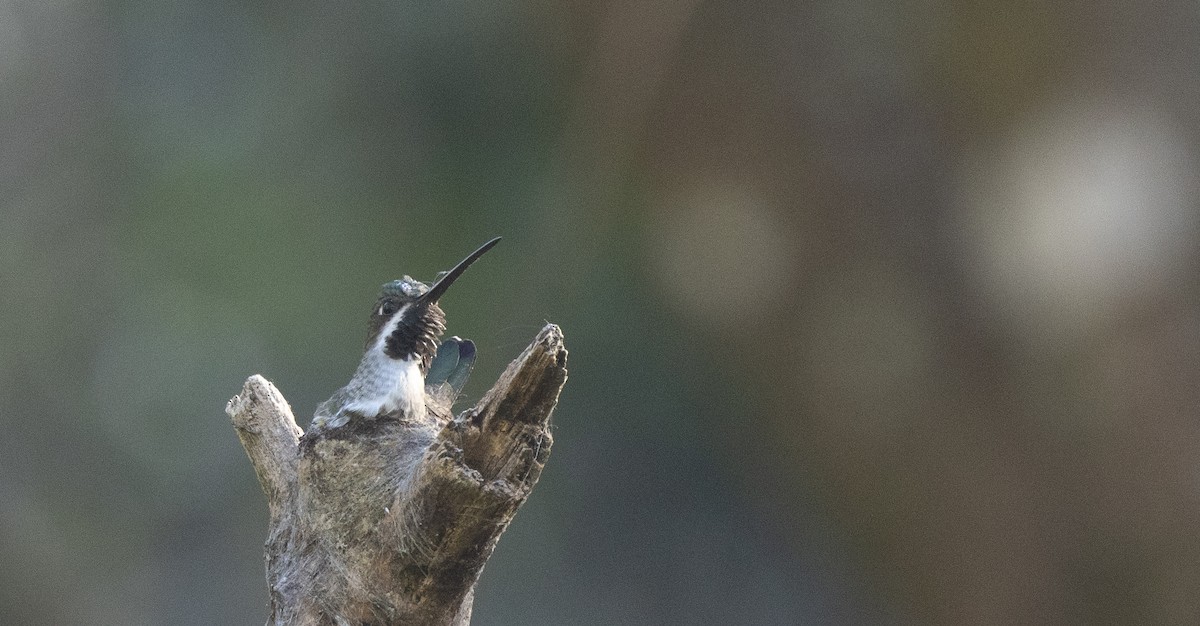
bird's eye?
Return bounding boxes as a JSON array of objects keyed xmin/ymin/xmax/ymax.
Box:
[{"xmin": 379, "ymin": 302, "xmax": 397, "ymax": 316}]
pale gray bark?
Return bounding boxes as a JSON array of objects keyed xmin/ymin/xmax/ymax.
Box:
[{"xmin": 227, "ymin": 324, "xmax": 567, "ymax": 625}]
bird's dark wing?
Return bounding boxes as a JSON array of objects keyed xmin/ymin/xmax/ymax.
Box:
[{"xmin": 425, "ymin": 336, "xmax": 477, "ymax": 409}]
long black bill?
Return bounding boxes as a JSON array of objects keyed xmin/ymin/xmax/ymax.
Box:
[{"xmin": 419, "ymin": 237, "xmax": 502, "ymax": 304}]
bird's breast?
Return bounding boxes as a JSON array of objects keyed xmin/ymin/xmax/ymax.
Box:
[{"xmin": 343, "ymin": 353, "xmax": 427, "ymax": 421}]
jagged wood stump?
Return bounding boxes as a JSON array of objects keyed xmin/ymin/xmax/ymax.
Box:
[{"xmin": 226, "ymin": 324, "xmax": 567, "ymax": 625}]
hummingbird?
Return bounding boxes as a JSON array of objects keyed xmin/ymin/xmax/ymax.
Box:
[{"xmin": 311, "ymin": 237, "xmax": 501, "ymax": 430}]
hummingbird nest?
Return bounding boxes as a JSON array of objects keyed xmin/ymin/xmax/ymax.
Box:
[{"xmin": 226, "ymin": 324, "xmax": 567, "ymax": 626}]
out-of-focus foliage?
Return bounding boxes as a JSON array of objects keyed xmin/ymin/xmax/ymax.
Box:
[{"xmin": 2, "ymin": 1, "xmax": 1198, "ymax": 624}]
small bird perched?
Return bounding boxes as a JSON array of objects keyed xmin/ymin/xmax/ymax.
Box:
[{"xmin": 311, "ymin": 237, "xmax": 501, "ymax": 430}]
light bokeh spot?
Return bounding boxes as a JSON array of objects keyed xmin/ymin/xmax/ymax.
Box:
[
  {"xmin": 652, "ymin": 185, "xmax": 798, "ymax": 328},
  {"xmin": 955, "ymin": 97, "xmax": 1197, "ymax": 348}
]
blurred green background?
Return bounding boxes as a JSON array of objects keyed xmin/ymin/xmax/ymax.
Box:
[{"xmin": 3, "ymin": 1, "xmax": 1200, "ymax": 624}]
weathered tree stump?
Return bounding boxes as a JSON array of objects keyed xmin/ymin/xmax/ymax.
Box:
[{"xmin": 226, "ymin": 324, "xmax": 567, "ymax": 625}]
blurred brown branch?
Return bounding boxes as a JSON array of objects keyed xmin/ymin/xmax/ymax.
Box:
[{"xmin": 226, "ymin": 324, "xmax": 567, "ymax": 625}]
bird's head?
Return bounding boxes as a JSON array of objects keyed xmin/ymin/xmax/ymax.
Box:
[{"xmin": 363, "ymin": 237, "xmax": 501, "ymax": 367}]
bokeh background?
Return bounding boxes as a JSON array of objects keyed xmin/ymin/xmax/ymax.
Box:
[{"xmin": 3, "ymin": 1, "xmax": 1200, "ymax": 624}]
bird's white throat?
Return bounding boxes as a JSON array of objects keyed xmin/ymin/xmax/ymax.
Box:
[{"xmin": 340, "ymin": 303, "xmax": 427, "ymax": 421}]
